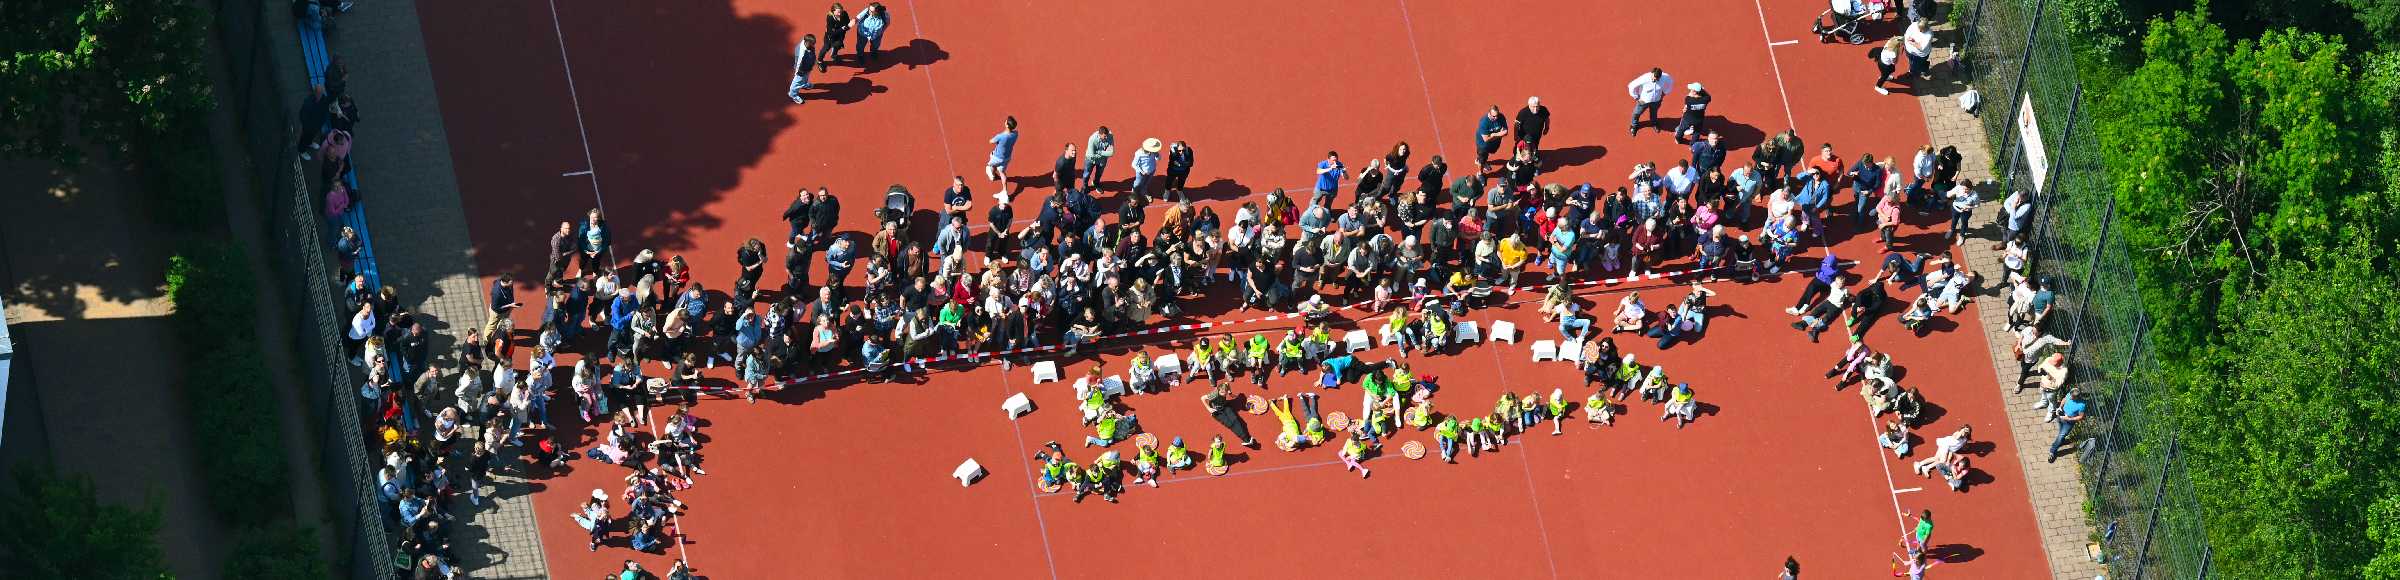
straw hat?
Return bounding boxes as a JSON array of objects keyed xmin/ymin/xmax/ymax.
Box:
[{"xmin": 1141, "ymin": 138, "xmax": 1164, "ymax": 153}]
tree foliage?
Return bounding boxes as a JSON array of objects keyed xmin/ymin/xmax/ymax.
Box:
[
  {"xmin": 2178, "ymin": 248, "xmax": 2400, "ymax": 579},
  {"xmin": 0, "ymin": 0, "xmax": 214, "ymax": 166},
  {"xmin": 0, "ymin": 469, "xmax": 173, "ymax": 580}
]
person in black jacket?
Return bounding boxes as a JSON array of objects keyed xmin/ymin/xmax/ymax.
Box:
[
  {"xmin": 781, "ymin": 188, "xmax": 814, "ymax": 248},
  {"xmin": 1164, "ymin": 141, "xmax": 1195, "ymax": 196},
  {"xmin": 985, "ymin": 191, "xmax": 1015, "ymax": 252},
  {"xmin": 489, "ymin": 272, "xmax": 522, "ymax": 315},
  {"xmin": 547, "ymin": 220, "xmax": 576, "ymax": 284},
  {"xmin": 1674, "ymin": 83, "xmax": 1711, "ymax": 144},
  {"xmin": 819, "ymin": 3, "xmax": 850, "ymax": 71},
  {"xmin": 1052, "ymin": 143, "xmax": 1080, "ymax": 191},
  {"xmin": 1514, "ymin": 96, "xmax": 1551, "ymax": 157},
  {"xmin": 807, "ymin": 187, "xmax": 840, "ymax": 248}
]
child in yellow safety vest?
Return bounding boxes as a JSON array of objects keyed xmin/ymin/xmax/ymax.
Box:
[
  {"xmin": 1076, "ymin": 452, "xmax": 1121, "ymax": 504},
  {"xmin": 1275, "ymin": 330, "xmax": 1306, "ymax": 377},
  {"xmin": 1084, "ymin": 408, "xmax": 1138, "ymax": 448},
  {"xmin": 1586, "ymin": 390, "xmax": 1614, "ymax": 427},
  {"xmin": 1036, "ymin": 452, "xmax": 1070, "ymax": 487},
  {"xmin": 1383, "ymin": 307, "xmax": 1414, "ymax": 356},
  {"xmin": 1207, "ymin": 435, "xmax": 1228, "ymax": 468},
  {"xmin": 1305, "ymin": 323, "xmax": 1334, "ymax": 363},
  {"xmin": 1421, "ymin": 305, "xmax": 1450, "ymax": 354},
  {"xmin": 1639, "ymin": 366, "xmax": 1672, "ymax": 403},
  {"xmin": 1211, "ymin": 338, "xmax": 1239, "ymax": 378},
  {"xmin": 1296, "ymin": 392, "xmax": 1328, "ymax": 443},
  {"xmin": 1408, "ymin": 400, "xmax": 1435, "ymax": 430},
  {"xmin": 1132, "ymin": 441, "xmax": 1162, "ymax": 488},
  {"xmin": 1519, "ymin": 392, "xmax": 1544, "ymax": 431},
  {"xmin": 1548, "ymin": 388, "xmax": 1572, "ymax": 435},
  {"xmin": 1661, "ymin": 383, "xmax": 1699, "ymax": 428},
  {"xmin": 1127, "ymin": 351, "xmax": 1158, "ymax": 393},
  {"xmin": 1475, "ymin": 414, "xmax": 1507, "ymax": 452},
  {"xmin": 1339, "ymin": 430, "xmax": 1375, "ymax": 479},
  {"xmin": 1191, "ymin": 338, "xmax": 1222, "ymax": 387},
  {"xmin": 1610, "ymin": 354, "xmax": 1644, "ymax": 400},
  {"xmin": 1164, "ymin": 436, "xmax": 1194, "ymax": 473},
  {"xmin": 1269, "ymin": 395, "xmax": 1302, "ymax": 448},
  {"xmin": 1435, "ymin": 416, "xmax": 1464, "ymax": 462},
  {"xmin": 1245, "ymin": 334, "xmax": 1271, "ymax": 385},
  {"xmin": 1496, "ymin": 392, "xmax": 1522, "ymax": 433}
]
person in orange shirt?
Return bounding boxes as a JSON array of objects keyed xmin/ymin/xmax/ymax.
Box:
[{"xmin": 1808, "ymin": 144, "xmax": 1847, "ymax": 198}]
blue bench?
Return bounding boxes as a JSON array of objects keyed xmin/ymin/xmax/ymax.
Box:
[{"xmin": 297, "ymin": 10, "xmax": 331, "ymax": 85}]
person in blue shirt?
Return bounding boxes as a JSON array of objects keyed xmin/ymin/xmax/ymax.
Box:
[
  {"xmin": 605, "ymin": 287, "xmax": 638, "ymax": 360},
  {"xmin": 1788, "ymin": 250, "xmax": 1841, "ymax": 314},
  {"xmin": 2048, "ymin": 390, "xmax": 2086, "ymax": 462},
  {"xmin": 985, "ymin": 116, "xmax": 1017, "ymax": 182},
  {"xmin": 1313, "ymin": 151, "xmax": 1347, "ymax": 207},
  {"xmin": 854, "ymin": 3, "xmax": 889, "ymax": 65},
  {"xmin": 1848, "ymin": 154, "xmax": 1886, "ymax": 229},
  {"xmin": 1475, "ymin": 106, "xmax": 1509, "ymax": 167}
]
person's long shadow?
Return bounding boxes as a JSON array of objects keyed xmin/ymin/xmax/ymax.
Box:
[
  {"xmin": 807, "ymin": 76, "xmax": 890, "ymax": 105},
  {"xmin": 862, "ymin": 38, "xmax": 949, "ymax": 74}
]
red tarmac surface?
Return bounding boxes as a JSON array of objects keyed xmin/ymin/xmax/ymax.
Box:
[{"xmin": 419, "ymin": 1, "xmax": 2043, "ymax": 577}]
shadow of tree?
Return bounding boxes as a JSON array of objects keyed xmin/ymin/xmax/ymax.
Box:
[{"xmin": 0, "ymin": 159, "xmax": 173, "ymax": 321}]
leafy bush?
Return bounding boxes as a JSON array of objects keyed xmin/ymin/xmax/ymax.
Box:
[
  {"xmin": 165, "ymin": 241, "xmax": 288, "ymax": 526},
  {"xmin": 0, "ymin": 469, "xmax": 172, "ymax": 579},
  {"xmin": 223, "ymin": 522, "xmax": 329, "ymax": 580}
]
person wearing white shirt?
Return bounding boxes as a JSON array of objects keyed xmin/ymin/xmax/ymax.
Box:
[
  {"xmin": 1946, "ymin": 179, "xmax": 1980, "ymax": 242},
  {"xmin": 1625, "ymin": 67, "xmax": 1673, "ymax": 137},
  {"xmin": 2002, "ymin": 189, "xmax": 2033, "ymax": 243},
  {"xmin": 1903, "ymin": 20, "xmax": 1936, "ymax": 79},
  {"xmin": 346, "ymin": 302, "xmax": 376, "ymax": 366}
]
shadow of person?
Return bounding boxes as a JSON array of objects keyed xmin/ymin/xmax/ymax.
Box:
[
  {"xmin": 1540, "ymin": 145, "xmax": 1608, "ymax": 171},
  {"xmin": 808, "ymin": 76, "xmax": 890, "ymax": 104},
  {"xmin": 867, "ymin": 38, "xmax": 949, "ymax": 73}
]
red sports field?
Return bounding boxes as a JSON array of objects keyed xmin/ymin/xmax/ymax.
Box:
[{"xmin": 419, "ymin": 1, "xmax": 2044, "ymax": 578}]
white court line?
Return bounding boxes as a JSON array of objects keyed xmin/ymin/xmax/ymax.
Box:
[
  {"xmin": 561, "ymin": 170, "xmax": 593, "ymax": 177},
  {"xmin": 543, "ymin": 0, "xmax": 608, "ymax": 215},
  {"xmin": 995, "ymin": 368, "xmax": 1064, "ymax": 580},
  {"xmin": 904, "ymin": 0, "xmax": 961, "ymax": 176},
  {"xmin": 1749, "ymin": 0, "xmax": 1801, "ymax": 131},
  {"xmin": 1393, "ymin": 0, "xmax": 1451, "ymax": 160},
  {"xmin": 1893, "ymin": 487, "xmax": 1925, "ymax": 494},
  {"xmin": 1769, "ymin": 39, "xmax": 1801, "ymax": 47},
  {"xmin": 1866, "ymin": 413, "xmax": 1914, "ymax": 539}
]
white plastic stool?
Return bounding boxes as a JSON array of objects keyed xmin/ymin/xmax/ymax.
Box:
[
  {"xmin": 1344, "ymin": 330, "xmax": 1373, "ymax": 353},
  {"xmin": 1155, "ymin": 354, "xmax": 1183, "ymax": 378},
  {"xmin": 1380, "ymin": 328, "xmax": 1404, "ymax": 349},
  {"xmin": 1557, "ymin": 343, "xmax": 1583, "ymax": 364},
  {"xmin": 1101, "ymin": 375, "xmax": 1127, "ymax": 397},
  {"xmin": 1030, "ymin": 361, "xmax": 1061, "ymax": 383},
  {"xmin": 1455, "ymin": 320, "xmax": 1482, "ymax": 343},
  {"xmin": 1491, "ymin": 320, "xmax": 1519, "ymax": 343},
  {"xmin": 1002, "ymin": 392, "xmax": 1034, "ymax": 418},
  {"xmin": 1530, "ymin": 340, "xmax": 1558, "ymax": 361},
  {"xmin": 952, "ymin": 458, "xmax": 985, "ymax": 487}
]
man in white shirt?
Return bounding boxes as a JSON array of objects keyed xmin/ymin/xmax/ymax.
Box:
[
  {"xmin": 1625, "ymin": 67, "xmax": 1674, "ymax": 137},
  {"xmin": 1903, "ymin": 20, "xmax": 1936, "ymax": 80},
  {"xmin": 1946, "ymin": 179, "xmax": 1980, "ymax": 242}
]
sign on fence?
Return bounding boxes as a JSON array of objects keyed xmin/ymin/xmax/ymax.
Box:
[{"xmin": 2018, "ymin": 94, "xmax": 2049, "ymax": 194}]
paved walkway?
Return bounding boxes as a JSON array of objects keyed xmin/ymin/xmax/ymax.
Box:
[
  {"xmin": 313, "ymin": 2, "xmax": 550, "ymax": 578},
  {"xmin": 1911, "ymin": 12, "xmax": 2102, "ymax": 579}
]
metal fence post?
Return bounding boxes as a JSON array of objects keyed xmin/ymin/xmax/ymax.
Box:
[{"xmin": 2132, "ymin": 434, "xmax": 2179, "ymax": 580}]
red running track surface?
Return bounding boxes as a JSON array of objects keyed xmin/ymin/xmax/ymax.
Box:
[{"xmin": 417, "ymin": 1, "xmax": 2045, "ymax": 577}]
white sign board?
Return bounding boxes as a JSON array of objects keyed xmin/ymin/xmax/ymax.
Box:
[{"xmin": 2018, "ymin": 94, "xmax": 2049, "ymax": 194}]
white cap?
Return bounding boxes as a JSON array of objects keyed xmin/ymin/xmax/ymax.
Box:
[{"xmin": 1688, "ymin": 82, "xmax": 1704, "ymax": 92}]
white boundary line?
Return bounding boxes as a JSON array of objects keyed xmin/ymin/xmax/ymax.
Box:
[
  {"xmin": 995, "ymin": 370, "xmax": 1063, "ymax": 579},
  {"xmin": 904, "ymin": 0, "xmax": 961, "ymax": 176},
  {"xmin": 1750, "ymin": 0, "xmax": 1801, "ymax": 131},
  {"xmin": 1769, "ymin": 39, "xmax": 1801, "ymax": 47},
  {"xmin": 544, "ymin": 0, "xmax": 608, "ymax": 214},
  {"xmin": 1393, "ymin": 0, "xmax": 1451, "ymax": 160},
  {"xmin": 1866, "ymin": 414, "xmax": 1915, "ymax": 540},
  {"xmin": 561, "ymin": 169, "xmax": 594, "ymax": 177}
]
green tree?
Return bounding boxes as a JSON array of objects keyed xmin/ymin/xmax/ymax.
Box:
[
  {"xmin": 0, "ymin": 469, "xmax": 173, "ymax": 579},
  {"xmin": 0, "ymin": 0, "xmax": 214, "ymax": 165},
  {"xmin": 223, "ymin": 523, "xmax": 329, "ymax": 580},
  {"xmin": 2177, "ymin": 248, "xmax": 2400, "ymax": 579}
]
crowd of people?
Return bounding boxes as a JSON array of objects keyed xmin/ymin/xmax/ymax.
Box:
[{"xmin": 295, "ymin": 1, "xmax": 2099, "ymax": 576}]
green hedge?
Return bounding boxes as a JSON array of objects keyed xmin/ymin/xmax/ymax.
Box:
[
  {"xmin": 222, "ymin": 522, "xmax": 331, "ymax": 580},
  {"xmin": 164, "ymin": 242, "xmax": 290, "ymax": 527}
]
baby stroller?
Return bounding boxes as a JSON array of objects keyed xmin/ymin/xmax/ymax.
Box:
[
  {"xmin": 1812, "ymin": 0, "xmax": 1887, "ymax": 45},
  {"xmin": 877, "ymin": 184, "xmax": 916, "ymax": 232}
]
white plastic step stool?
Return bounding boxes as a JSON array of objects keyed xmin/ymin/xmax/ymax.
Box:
[
  {"xmin": 1030, "ymin": 361, "xmax": 1061, "ymax": 383},
  {"xmin": 1155, "ymin": 354, "xmax": 1183, "ymax": 377},
  {"xmin": 952, "ymin": 458, "xmax": 985, "ymax": 487},
  {"xmin": 1002, "ymin": 392, "xmax": 1034, "ymax": 418},
  {"xmin": 1454, "ymin": 320, "xmax": 1481, "ymax": 343},
  {"xmin": 1344, "ymin": 330, "xmax": 1372, "ymax": 353},
  {"xmin": 1491, "ymin": 321, "xmax": 1519, "ymax": 343},
  {"xmin": 1530, "ymin": 340, "xmax": 1558, "ymax": 361}
]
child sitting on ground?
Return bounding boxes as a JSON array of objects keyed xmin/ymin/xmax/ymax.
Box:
[
  {"xmin": 1660, "ymin": 383, "xmax": 1699, "ymax": 428},
  {"xmin": 1083, "ymin": 408, "xmax": 1138, "ymax": 448},
  {"xmin": 1586, "ymin": 390, "xmax": 1615, "ymax": 427},
  {"xmin": 1338, "ymin": 429, "xmax": 1377, "ymax": 479},
  {"xmin": 1639, "ymin": 366, "xmax": 1673, "ymax": 403},
  {"xmin": 1496, "ymin": 392, "xmax": 1523, "ymax": 433},
  {"xmin": 1165, "ymin": 436, "xmax": 1195, "ymax": 473},
  {"xmin": 1131, "ymin": 441, "xmax": 1162, "ymax": 488},
  {"xmin": 1547, "ymin": 388, "xmax": 1571, "ymax": 435},
  {"xmin": 1207, "ymin": 435, "xmax": 1228, "ymax": 469}
]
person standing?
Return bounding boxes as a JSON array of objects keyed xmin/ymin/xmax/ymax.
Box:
[
  {"xmin": 819, "ymin": 4, "xmax": 850, "ymax": 71},
  {"xmin": 855, "ymin": 3, "xmax": 889, "ymax": 65},
  {"xmin": 1625, "ymin": 68, "xmax": 1673, "ymax": 137},
  {"xmin": 1903, "ymin": 19, "xmax": 1936, "ymax": 81},
  {"xmin": 1129, "ymin": 138, "xmax": 1163, "ymax": 198},
  {"xmin": 985, "ymin": 116, "xmax": 1017, "ymax": 182},
  {"xmin": 1513, "ymin": 97, "xmax": 1551, "ymax": 157},
  {"xmin": 1312, "ymin": 151, "xmax": 1348, "ymax": 208},
  {"xmin": 575, "ymin": 208, "xmax": 611, "ymax": 277},
  {"xmin": 547, "ymin": 221, "xmax": 577, "ymax": 283},
  {"xmin": 1674, "ymin": 82, "xmax": 1711, "ymax": 143},
  {"xmin": 1946, "ymin": 179, "xmax": 1980, "ymax": 242},
  {"xmin": 787, "ymin": 35, "xmax": 818, "ymax": 104},
  {"xmin": 1082, "ymin": 126, "xmax": 1116, "ymax": 191},
  {"xmin": 781, "ymin": 189, "xmax": 814, "ymax": 248},
  {"xmin": 1164, "ymin": 141, "xmax": 1195, "ymax": 196},
  {"xmin": 1475, "ymin": 106, "xmax": 1509, "ymax": 168},
  {"xmin": 2048, "ymin": 390, "xmax": 2085, "ymax": 462},
  {"xmin": 1871, "ymin": 36, "xmax": 1903, "ymax": 95},
  {"xmin": 1689, "ymin": 130, "xmax": 1726, "ymax": 175},
  {"xmin": 1052, "ymin": 143, "xmax": 1080, "ymax": 191},
  {"xmin": 489, "ymin": 273, "xmax": 522, "ymax": 316}
]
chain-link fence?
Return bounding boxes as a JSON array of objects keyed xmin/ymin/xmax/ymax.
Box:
[
  {"xmin": 209, "ymin": 0, "xmax": 395, "ymax": 578},
  {"xmin": 1951, "ymin": 0, "xmax": 2213, "ymax": 578}
]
